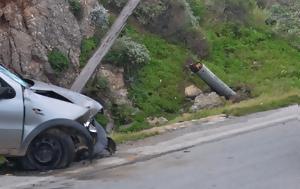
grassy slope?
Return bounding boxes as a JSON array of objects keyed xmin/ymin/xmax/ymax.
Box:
[
  {"xmin": 203, "ymin": 25, "xmax": 300, "ymax": 97},
  {"xmin": 125, "ymin": 27, "xmax": 191, "ymax": 117},
  {"xmin": 120, "ymin": 1, "xmax": 300, "ymax": 131},
  {"xmin": 123, "ymin": 23, "xmax": 300, "ymax": 119},
  {"xmin": 84, "ymin": 0, "xmax": 300, "ymax": 140}
]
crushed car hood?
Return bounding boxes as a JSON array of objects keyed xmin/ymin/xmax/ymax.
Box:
[{"xmin": 29, "ymin": 80, "xmax": 103, "ymax": 117}]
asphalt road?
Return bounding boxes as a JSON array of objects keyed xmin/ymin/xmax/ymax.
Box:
[
  {"xmin": 1, "ymin": 106, "xmax": 300, "ymax": 189},
  {"xmin": 51, "ymin": 119, "xmax": 300, "ymax": 189}
]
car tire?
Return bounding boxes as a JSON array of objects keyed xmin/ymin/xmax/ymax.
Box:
[{"xmin": 21, "ymin": 129, "xmax": 75, "ymax": 171}]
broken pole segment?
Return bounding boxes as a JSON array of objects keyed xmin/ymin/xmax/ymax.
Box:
[
  {"xmin": 71, "ymin": 0, "xmax": 141, "ymax": 92},
  {"xmin": 190, "ymin": 64, "xmax": 237, "ymax": 99}
]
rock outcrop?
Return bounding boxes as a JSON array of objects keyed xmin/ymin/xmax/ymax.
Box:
[
  {"xmin": 185, "ymin": 85, "xmax": 202, "ymax": 99},
  {"xmin": 0, "ymin": 0, "xmax": 107, "ymax": 86},
  {"xmin": 98, "ymin": 64, "xmax": 132, "ymax": 106},
  {"xmin": 190, "ymin": 92, "xmax": 224, "ymax": 112}
]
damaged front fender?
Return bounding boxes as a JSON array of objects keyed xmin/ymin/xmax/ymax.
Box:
[
  {"xmin": 92, "ymin": 120, "xmax": 116, "ymax": 156},
  {"xmin": 19, "ymin": 119, "xmax": 94, "ymax": 157}
]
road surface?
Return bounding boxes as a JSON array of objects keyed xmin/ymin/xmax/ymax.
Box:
[
  {"xmin": 1, "ymin": 106, "xmax": 300, "ymax": 189},
  {"xmin": 52, "ymin": 119, "xmax": 300, "ymax": 189}
]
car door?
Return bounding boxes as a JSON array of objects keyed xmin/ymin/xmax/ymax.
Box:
[{"xmin": 0, "ymin": 73, "xmax": 24, "ymax": 149}]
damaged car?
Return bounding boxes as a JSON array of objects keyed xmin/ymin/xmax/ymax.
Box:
[{"xmin": 0, "ymin": 64, "xmax": 116, "ymax": 170}]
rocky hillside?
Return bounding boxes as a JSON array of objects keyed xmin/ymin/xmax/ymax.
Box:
[
  {"xmin": 0, "ymin": 0, "xmax": 108, "ymax": 86},
  {"xmin": 1, "ymin": 0, "xmax": 300, "ymax": 131}
]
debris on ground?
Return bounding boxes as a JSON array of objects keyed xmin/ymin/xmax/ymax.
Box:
[
  {"xmin": 185, "ymin": 85, "xmax": 203, "ymax": 99},
  {"xmin": 190, "ymin": 92, "xmax": 225, "ymax": 112},
  {"xmin": 147, "ymin": 117, "xmax": 169, "ymax": 126}
]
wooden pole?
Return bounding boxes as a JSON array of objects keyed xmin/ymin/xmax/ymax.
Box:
[{"xmin": 71, "ymin": 0, "xmax": 141, "ymax": 92}]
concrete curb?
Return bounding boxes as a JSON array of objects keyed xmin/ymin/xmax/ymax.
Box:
[{"xmin": 63, "ymin": 105, "xmax": 300, "ymax": 177}]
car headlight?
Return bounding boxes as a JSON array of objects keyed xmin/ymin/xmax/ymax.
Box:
[
  {"xmin": 84, "ymin": 121, "xmax": 91, "ymax": 127},
  {"xmin": 84, "ymin": 120, "xmax": 97, "ymax": 133},
  {"xmin": 88, "ymin": 124, "xmax": 97, "ymax": 133}
]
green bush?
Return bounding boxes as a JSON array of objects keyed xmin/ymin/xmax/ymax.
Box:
[
  {"xmin": 68, "ymin": 0, "xmax": 83, "ymax": 19},
  {"xmin": 111, "ymin": 104, "xmax": 137, "ymax": 126},
  {"xmin": 96, "ymin": 114, "xmax": 109, "ymax": 128},
  {"xmin": 80, "ymin": 37, "xmax": 99, "ymax": 67},
  {"xmin": 48, "ymin": 50, "xmax": 69, "ymax": 72},
  {"xmin": 90, "ymin": 6, "xmax": 109, "ymax": 29},
  {"xmin": 268, "ymin": 3, "xmax": 300, "ymax": 35},
  {"xmin": 105, "ymin": 36, "xmax": 150, "ymax": 66},
  {"xmin": 206, "ymin": 0, "xmax": 256, "ymax": 24},
  {"xmin": 105, "ymin": 36, "xmax": 150, "ymax": 79},
  {"xmin": 186, "ymin": 0, "xmax": 206, "ymax": 22},
  {"xmin": 134, "ymin": 1, "xmax": 168, "ymax": 25},
  {"xmin": 97, "ymin": 76, "xmax": 109, "ymax": 91}
]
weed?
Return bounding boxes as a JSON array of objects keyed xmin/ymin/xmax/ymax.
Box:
[{"xmin": 48, "ymin": 50, "xmax": 69, "ymax": 72}]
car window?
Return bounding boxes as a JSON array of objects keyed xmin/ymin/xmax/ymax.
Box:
[
  {"xmin": 0, "ymin": 65, "xmax": 29, "ymax": 88},
  {"xmin": 0, "ymin": 77, "xmax": 8, "ymax": 87},
  {"xmin": 0, "ymin": 77, "xmax": 16, "ymax": 99}
]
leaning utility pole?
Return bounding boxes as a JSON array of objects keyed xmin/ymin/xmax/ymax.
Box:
[{"xmin": 71, "ymin": 0, "xmax": 141, "ymax": 92}]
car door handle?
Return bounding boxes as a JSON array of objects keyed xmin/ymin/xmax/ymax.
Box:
[{"xmin": 32, "ymin": 108, "xmax": 44, "ymax": 115}]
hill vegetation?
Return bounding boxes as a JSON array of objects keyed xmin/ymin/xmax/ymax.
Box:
[{"xmin": 93, "ymin": 0, "xmax": 300, "ymax": 132}]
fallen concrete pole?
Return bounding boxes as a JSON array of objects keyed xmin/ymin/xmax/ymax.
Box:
[{"xmin": 190, "ymin": 64, "xmax": 237, "ymax": 99}]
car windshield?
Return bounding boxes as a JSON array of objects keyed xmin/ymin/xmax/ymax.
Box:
[{"xmin": 0, "ymin": 65, "xmax": 30, "ymax": 87}]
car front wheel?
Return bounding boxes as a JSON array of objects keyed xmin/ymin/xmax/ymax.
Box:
[{"xmin": 21, "ymin": 129, "xmax": 75, "ymax": 171}]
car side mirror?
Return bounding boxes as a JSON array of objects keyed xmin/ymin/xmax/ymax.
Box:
[{"xmin": 0, "ymin": 87, "xmax": 15, "ymax": 99}]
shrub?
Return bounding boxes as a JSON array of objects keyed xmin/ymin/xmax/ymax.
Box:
[
  {"xmin": 90, "ymin": 5, "xmax": 109, "ymax": 29},
  {"xmin": 134, "ymin": 1, "xmax": 168, "ymax": 25},
  {"xmin": 175, "ymin": 27, "xmax": 210, "ymax": 58},
  {"xmin": 105, "ymin": 36, "xmax": 150, "ymax": 78},
  {"xmin": 68, "ymin": 0, "xmax": 83, "ymax": 20},
  {"xmin": 206, "ymin": 0, "xmax": 256, "ymax": 24},
  {"xmin": 106, "ymin": 36, "xmax": 150, "ymax": 66},
  {"xmin": 97, "ymin": 76, "xmax": 109, "ymax": 91},
  {"xmin": 111, "ymin": 104, "xmax": 137, "ymax": 126},
  {"xmin": 186, "ymin": 0, "xmax": 206, "ymax": 23},
  {"xmin": 48, "ymin": 50, "xmax": 69, "ymax": 72},
  {"xmin": 80, "ymin": 37, "xmax": 99, "ymax": 67},
  {"xmin": 106, "ymin": 0, "xmax": 192, "ymax": 26},
  {"xmin": 268, "ymin": 3, "xmax": 300, "ymax": 35}
]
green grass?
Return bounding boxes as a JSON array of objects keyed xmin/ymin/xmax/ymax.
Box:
[
  {"xmin": 186, "ymin": 0, "xmax": 206, "ymax": 21},
  {"xmin": 172, "ymin": 91, "xmax": 300, "ymax": 123},
  {"xmin": 80, "ymin": 37, "xmax": 99, "ymax": 67},
  {"xmin": 83, "ymin": 2, "xmax": 300, "ymax": 136},
  {"xmin": 117, "ymin": 22, "xmax": 300, "ymax": 132},
  {"xmin": 125, "ymin": 27, "xmax": 190, "ymax": 117},
  {"xmin": 224, "ymin": 95, "xmax": 300, "ymax": 116},
  {"xmin": 201, "ymin": 23, "xmax": 300, "ymax": 97},
  {"xmin": 112, "ymin": 91, "xmax": 300, "ymax": 143},
  {"xmin": 111, "ymin": 131, "xmax": 159, "ymax": 144}
]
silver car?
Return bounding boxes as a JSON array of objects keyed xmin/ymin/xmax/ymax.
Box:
[{"xmin": 0, "ymin": 65, "xmax": 116, "ymax": 170}]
